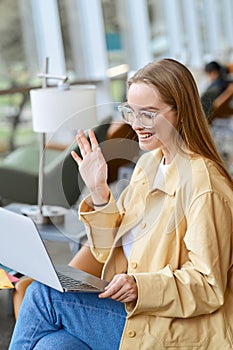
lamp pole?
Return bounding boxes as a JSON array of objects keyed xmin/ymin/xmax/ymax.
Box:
[
  {"xmin": 37, "ymin": 57, "xmax": 68, "ymax": 221},
  {"xmin": 37, "ymin": 57, "xmax": 48, "ymax": 216}
]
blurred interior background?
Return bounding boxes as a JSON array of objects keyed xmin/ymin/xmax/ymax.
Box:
[{"xmin": 0, "ymin": 0, "xmax": 232, "ymax": 165}]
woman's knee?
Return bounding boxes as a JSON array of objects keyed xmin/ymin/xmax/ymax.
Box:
[{"xmin": 33, "ymin": 329, "xmax": 91, "ymax": 350}]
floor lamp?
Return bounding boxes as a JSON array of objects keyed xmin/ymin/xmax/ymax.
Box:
[{"xmin": 22, "ymin": 59, "xmax": 97, "ymax": 224}]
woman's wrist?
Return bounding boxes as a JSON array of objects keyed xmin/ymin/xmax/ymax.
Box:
[
  {"xmin": 90, "ymin": 184, "xmax": 110, "ymax": 207},
  {"xmin": 92, "ymin": 201, "xmax": 109, "ymax": 207}
]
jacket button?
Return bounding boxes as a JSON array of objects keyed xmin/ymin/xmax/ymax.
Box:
[
  {"xmin": 131, "ymin": 261, "xmax": 137, "ymax": 269},
  {"xmin": 140, "ymin": 222, "xmax": 146, "ymax": 229},
  {"xmin": 128, "ymin": 330, "xmax": 136, "ymax": 338}
]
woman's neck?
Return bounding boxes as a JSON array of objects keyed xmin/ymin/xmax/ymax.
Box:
[{"xmin": 161, "ymin": 147, "xmax": 176, "ymax": 164}]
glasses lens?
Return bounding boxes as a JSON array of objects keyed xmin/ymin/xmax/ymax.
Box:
[
  {"xmin": 118, "ymin": 105, "xmax": 156, "ymax": 128},
  {"xmin": 118, "ymin": 105, "xmax": 134, "ymax": 124},
  {"xmin": 139, "ymin": 111, "xmax": 154, "ymax": 127}
]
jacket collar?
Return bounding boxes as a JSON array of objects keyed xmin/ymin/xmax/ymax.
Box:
[{"xmin": 140, "ymin": 149, "xmax": 192, "ymax": 196}]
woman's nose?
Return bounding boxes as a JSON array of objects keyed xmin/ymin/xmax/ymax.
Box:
[{"xmin": 131, "ymin": 116, "xmax": 142, "ymax": 130}]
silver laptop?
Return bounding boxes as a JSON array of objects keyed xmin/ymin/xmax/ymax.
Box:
[{"xmin": 0, "ymin": 207, "xmax": 108, "ymax": 293}]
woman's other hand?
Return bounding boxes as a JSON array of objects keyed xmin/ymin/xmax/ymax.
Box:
[{"xmin": 99, "ymin": 274, "xmax": 138, "ymax": 303}]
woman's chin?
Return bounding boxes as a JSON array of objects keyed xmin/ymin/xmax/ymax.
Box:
[{"xmin": 139, "ymin": 139, "xmax": 160, "ymax": 151}]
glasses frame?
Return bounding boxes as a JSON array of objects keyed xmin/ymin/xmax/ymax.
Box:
[{"xmin": 118, "ymin": 102, "xmax": 169, "ymax": 129}]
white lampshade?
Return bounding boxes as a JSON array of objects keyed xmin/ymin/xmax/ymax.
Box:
[{"xmin": 30, "ymin": 84, "xmax": 97, "ymax": 133}]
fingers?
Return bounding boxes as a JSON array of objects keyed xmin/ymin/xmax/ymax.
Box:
[
  {"xmin": 71, "ymin": 129, "xmax": 108, "ymax": 192},
  {"xmin": 76, "ymin": 129, "xmax": 92, "ymax": 157},
  {"xmin": 71, "ymin": 129, "xmax": 100, "ymax": 164},
  {"xmin": 99, "ymin": 274, "xmax": 138, "ymax": 303},
  {"xmin": 103, "ymin": 286, "xmax": 133, "ymax": 303},
  {"xmin": 71, "ymin": 150, "xmax": 82, "ymax": 166},
  {"xmin": 89, "ymin": 129, "xmax": 99, "ymax": 150},
  {"xmin": 78, "ymin": 129, "xmax": 99, "ymax": 154}
]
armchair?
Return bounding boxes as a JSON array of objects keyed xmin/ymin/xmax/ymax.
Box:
[{"xmin": 0, "ymin": 119, "xmax": 139, "ymax": 208}]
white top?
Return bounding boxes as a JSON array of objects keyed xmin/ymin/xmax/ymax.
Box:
[{"xmin": 122, "ymin": 157, "xmax": 170, "ymax": 260}]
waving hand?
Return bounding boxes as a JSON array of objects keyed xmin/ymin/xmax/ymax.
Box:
[{"xmin": 71, "ymin": 129, "xmax": 110, "ymax": 205}]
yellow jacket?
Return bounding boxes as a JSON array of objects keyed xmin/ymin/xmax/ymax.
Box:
[{"xmin": 79, "ymin": 149, "xmax": 233, "ymax": 349}]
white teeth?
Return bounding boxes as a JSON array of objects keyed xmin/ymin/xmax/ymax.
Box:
[{"xmin": 139, "ymin": 134, "xmax": 151, "ymax": 139}]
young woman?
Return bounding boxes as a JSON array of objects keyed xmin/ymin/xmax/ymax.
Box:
[{"xmin": 9, "ymin": 59, "xmax": 233, "ymax": 350}]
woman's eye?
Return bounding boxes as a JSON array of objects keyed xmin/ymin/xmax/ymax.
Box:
[
  {"xmin": 141, "ymin": 111, "xmax": 152, "ymax": 118},
  {"xmin": 127, "ymin": 110, "xmax": 134, "ymax": 116}
]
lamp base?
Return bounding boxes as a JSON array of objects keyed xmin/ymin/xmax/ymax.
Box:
[{"xmin": 21, "ymin": 205, "xmax": 67, "ymax": 225}]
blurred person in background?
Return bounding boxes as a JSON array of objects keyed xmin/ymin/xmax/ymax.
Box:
[{"xmin": 201, "ymin": 60, "xmax": 229, "ymax": 121}]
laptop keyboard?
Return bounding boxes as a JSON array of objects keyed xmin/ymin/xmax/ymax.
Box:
[{"xmin": 56, "ymin": 271, "xmax": 100, "ymax": 292}]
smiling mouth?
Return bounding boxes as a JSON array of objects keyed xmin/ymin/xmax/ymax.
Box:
[{"xmin": 138, "ymin": 133, "xmax": 153, "ymax": 139}]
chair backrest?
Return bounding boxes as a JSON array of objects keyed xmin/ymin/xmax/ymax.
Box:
[{"xmin": 101, "ymin": 122, "xmax": 139, "ymax": 184}]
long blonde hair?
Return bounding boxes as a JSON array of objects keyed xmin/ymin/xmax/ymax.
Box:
[{"xmin": 128, "ymin": 58, "xmax": 233, "ymax": 189}]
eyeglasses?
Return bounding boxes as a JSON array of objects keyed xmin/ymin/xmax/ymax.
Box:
[{"xmin": 118, "ymin": 103, "xmax": 169, "ymax": 128}]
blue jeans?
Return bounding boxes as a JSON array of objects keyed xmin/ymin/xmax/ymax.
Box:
[{"xmin": 9, "ymin": 281, "xmax": 127, "ymax": 350}]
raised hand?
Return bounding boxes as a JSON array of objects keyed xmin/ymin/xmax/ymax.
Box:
[{"xmin": 71, "ymin": 129, "xmax": 110, "ymax": 205}]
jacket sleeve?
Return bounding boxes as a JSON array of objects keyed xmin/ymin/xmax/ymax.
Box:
[
  {"xmin": 126, "ymin": 191, "xmax": 233, "ymax": 318},
  {"xmin": 79, "ymin": 192, "xmax": 122, "ymax": 262},
  {"xmin": 78, "ymin": 153, "xmax": 149, "ymax": 263}
]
